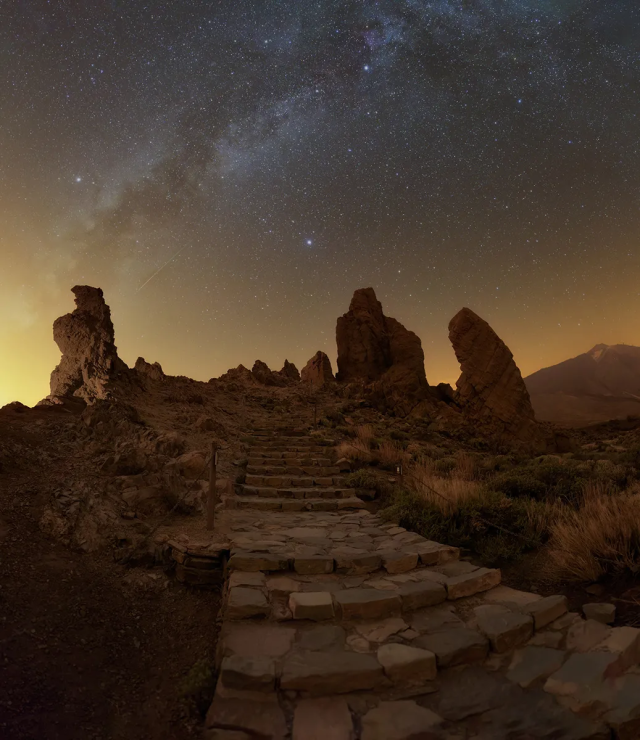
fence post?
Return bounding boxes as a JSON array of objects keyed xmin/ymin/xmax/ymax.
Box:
[{"xmin": 206, "ymin": 441, "xmax": 218, "ymax": 530}]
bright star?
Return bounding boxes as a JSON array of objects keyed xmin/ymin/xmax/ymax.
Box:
[
  {"xmin": 306, "ymin": 239, "xmax": 313, "ymax": 246},
  {"xmin": 75, "ymin": 176, "xmax": 82, "ymax": 182}
]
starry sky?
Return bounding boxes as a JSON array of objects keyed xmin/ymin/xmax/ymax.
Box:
[{"xmin": 2, "ymin": 1, "xmax": 640, "ymax": 406}]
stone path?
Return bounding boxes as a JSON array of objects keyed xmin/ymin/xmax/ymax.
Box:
[{"xmin": 170, "ymin": 425, "xmax": 640, "ymax": 739}]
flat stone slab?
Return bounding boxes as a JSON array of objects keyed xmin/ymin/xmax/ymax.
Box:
[
  {"xmin": 446, "ymin": 567, "xmax": 501, "ymax": 599},
  {"xmin": 206, "ymin": 692, "xmax": 287, "ymax": 739},
  {"xmin": 399, "ymin": 581, "xmax": 446, "ymax": 611},
  {"xmin": 523, "ymin": 594, "xmax": 568, "ymax": 630},
  {"xmin": 226, "ymin": 587, "xmax": 270, "ymax": 619},
  {"xmin": 507, "ymin": 646, "xmax": 567, "ymax": 688},
  {"xmin": 380, "ymin": 551, "xmax": 419, "ymax": 574},
  {"xmin": 294, "ymin": 556, "xmax": 334, "ymax": 574},
  {"xmin": 220, "ymin": 655, "xmax": 276, "ymax": 691},
  {"xmin": 544, "ymin": 652, "xmax": 620, "ymax": 713},
  {"xmin": 281, "ymin": 651, "xmax": 384, "ymax": 694},
  {"xmin": 221, "ymin": 623, "xmax": 296, "ymax": 658},
  {"xmin": 583, "ymin": 602, "xmax": 616, "ymax": 625},
  {"xmin": 289, "ymin": 591, "xmax": 335, "ymax": 620},
  {"xmin": 292, "ymin": 697, "xmax": 354, "ymax": 740},
  {"xmin": 474, "ymin": 604, "xmax": 533, "ymax": 653},
  {"xmin": 361, "ymin": 701, "xmax": 443, "ymax": 740},
  {"xmin": 228, "ymin": 551, "xmax": 289, "ymax": 572},
  {"xmin": 376, "ymin": 643, "xmax": 437, "ymax": 685},
  {"xmin": 296, "ymin": 625, "xmax": 346, "ymax": 651},
  {"xmin": 334, "ymin": 589, "xmax": 401, "ymax": 620},
  {"xmin": 416, "ymin": 627, "xmax": 488, "ymax": 668},
  {"xmin": 354, "ymin": 617, "xmax": 408, "ymax": 644},
  {"xmin": 410, "ymin": 605, "xmax": 465, "ymax": 634}
]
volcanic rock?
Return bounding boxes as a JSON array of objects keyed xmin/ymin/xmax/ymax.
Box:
[
  {"xmin": 218, "ymin": 365, "xmax": 256, "ymax": 384},
  {"xmin": 336, "ymin": 288, "xmax": 429, "ymax": 414},
  {"xmin": 135, "ymin": 357, "xmax": 165, "ymax": 381},
  {"xmin": 448, "ymin": 307, "xmax": 547, "ymax": 448},
  {"xmin": 278, "ymin": 360, "xmax": 301, "ymax": 382},
  {"xmin": 251, "ymin": 360, "xmax": 286, "ymax": 386},
  {"xmin": 48, "ymin": 286, "xmax": 127, "ymax": 403},
  {"xmin": 301, "ymin": 351, "xmax": 335, "ymax": 387}
]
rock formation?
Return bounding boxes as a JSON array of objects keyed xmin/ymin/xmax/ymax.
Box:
[
  {"xmin": 301, "ymin": 351, "xmax": 335, "ymax": 387},
  {"xmin": 278, "ymin": 360, "xmax": 301, "ymax": 382},
  {"xmin": 336, "ymin": 288, "xmax": 429, "ymax": 414},
  {"xmin": 48, "ymin": 286, "xmax": 127, "ymax": 403},
  {"xmin": 135, "ymin": 357, "xmax": 165, "ymax": 381},
  {"xmin": 251, "ymin": 360, "xmax": 283, "ymax": 386},
  {"xmin": 448, "ymin": 307, "xmax": 546, "ymax": 447},
  {"xmin": 218, "ymin": 365, "xmax": 256, "ymax": 384}
]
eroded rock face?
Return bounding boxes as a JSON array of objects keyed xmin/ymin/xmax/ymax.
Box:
[
  {"xmin": 278, "ymin": 360, "xmax": 301, "ymax": 382},
  {"xmin": 135, "ymin": 357, "xmax": 165, "ymax": 381},
  {"xmin": 336, "ymin": 288, "xmax": 429, "ymax": 414},
  {"xmin": 301, "ymin": 351, "xmax": 335, "ymax": 387},
  {"xmin": 218, "ymin": 365, "xmax": 256, "ymax": 384},
  {"xmin": 448, "ymin": 308, "xmax": 546, "ymax": 447},
  {"xmin": 251, "ymin": 360, "xmax": 284, "ymax": 386},
  {"xmin": 49, "ymin": 286, "xmax": 126, "ymax": 403}
]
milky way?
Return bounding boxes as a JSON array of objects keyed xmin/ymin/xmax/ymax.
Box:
[{"xmin": 1, "ymin": 1, "xmax": 640, "ymax": 405}]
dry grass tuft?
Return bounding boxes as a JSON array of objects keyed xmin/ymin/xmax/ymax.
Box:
[
  {"xmin": 336, "ymin": 439, "xmax": 372, "ymax": 463},
  {"xmin": 545, "ymin": 482, "xmax": 640, "ymax": 582},
  {"xmin": 356, "ymin": 424, "xmax": 374, "ymax": 444},
  {"xmin": 377, "ymin": 440, "xmax": 410, "ymax": 467},
  {"xmin": 406, "ymin": 458, "xmax": 485, "ymax": 515},
  {"xmin": 454, "ymin": 452, "xmax": 477, "ymax": 481}
]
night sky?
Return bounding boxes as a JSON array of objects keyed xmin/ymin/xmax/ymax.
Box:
[{"xmin": 2, "ymin": 1, "xmax": 640, "ymax": 406}]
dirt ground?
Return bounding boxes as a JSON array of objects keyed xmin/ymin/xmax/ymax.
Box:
[{"xmin": 0, "ymin": 412, "xmax": 220, "ymax": 740}]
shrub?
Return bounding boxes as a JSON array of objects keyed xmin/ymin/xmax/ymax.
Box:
[
  {"xmin": 491, "ymin": 472, "xmax": 547, "ymax": 500},
  {"xmin": 336, "ymin": 439, "xmax": 371, "ymax": 463},
  {"xmin": 390, "ymin": 430, "xmax": 410, "ymax": 442},
  {"xmin": 344, "ymin": 469, "xmax": 392, "ymax": 498},
  {"xmin": 381, "ymin": 486, "xmax": 546, "ymax": 565},
  {"xmin": 325, "ymin": 410, "xmax": 345, "ymax": 425}
]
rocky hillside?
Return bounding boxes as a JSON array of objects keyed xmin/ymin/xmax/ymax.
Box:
[{"xmin": 525, "ymin": 344, "xmax": 640, "ymax": 425}]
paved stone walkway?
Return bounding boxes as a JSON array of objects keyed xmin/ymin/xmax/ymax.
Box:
[{"xmin": 171, "ymin": 425, "xmax": 640, "ymax": 739}]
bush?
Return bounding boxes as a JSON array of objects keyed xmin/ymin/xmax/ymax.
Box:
[
  {"xmin": 381, "ymin": 487, "xmax": 546, "ymax": 565},
  {"xmin": 390, "ymin": 430, "xmax": 410, "ymax": 442},
  {"xmin": 344, "ymin": 469, "xmax": 392, "ymax": 498},
  {"xmin": 491, "ymin": 472, "xmax": 547, "ymax": 500}
]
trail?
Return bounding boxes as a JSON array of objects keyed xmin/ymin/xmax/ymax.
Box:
[{"xmin": 136, "ymin": 247, "xmax": 186, "ymax": 292}]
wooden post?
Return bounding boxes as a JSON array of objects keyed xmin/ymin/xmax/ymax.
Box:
[{"xmin": 206, "ymin": 441, "xmax": 218, "ymax": 530}]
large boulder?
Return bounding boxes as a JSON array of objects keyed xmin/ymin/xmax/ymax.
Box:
[
  {"xmin": 48, "ymin": 286, "xmax": 127, "ymax": 403},
  {"xmin": 448, "ymin": 308, "xmax": 548, "ymax": 448},
  {"xmin": 336, "ymin": 288, "xmax": 429, "ymax": 414},
  {"xmin": 301, "ymin": 351, "xmax": 335, "ymax": 387}
]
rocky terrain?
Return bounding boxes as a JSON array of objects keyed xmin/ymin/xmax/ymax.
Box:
[{"xmin": 1, "ymin": 285, "xmax": 639, "ymax": 739}]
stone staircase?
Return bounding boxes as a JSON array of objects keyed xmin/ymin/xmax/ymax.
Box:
[
  {"xmin": 193, "ymin": 425, "xmax": 640, "ymax": 739},
  {"xmin": 230, "ymin": 426, "xmax": 370, "ymax": 513}
]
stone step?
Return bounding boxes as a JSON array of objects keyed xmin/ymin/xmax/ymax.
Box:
[
  {"xmin": 230, "ymin": 496, "xmax": 368, "ymax": 512},
  {"xmin": 246, "ymin": 464, "xmax": 343, "ymax": 476},
  {"xmin": 238, "ymin": 485, "xmax": 355, "ymax": 499},
  {"xmin": 247, "ymin": 456, "xmax": 334, "ymax": 467},
  {"xmin": 248, "ymin": 450, "xmax": 334, "ymax": 460},
  {"xmin": 249, "ymin": 445, "xmax": 332, "ymax": 455},
  {"xmin": 224, "ymin": 567, "xmax": 501, "ymax": 624},
  {"xmin": 250, "ymin": 437, "xmax": 326, "ymax": 447},
  {"xmin": 245, "ymin": 474, "xmax": 348, "ymax": 488}
]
